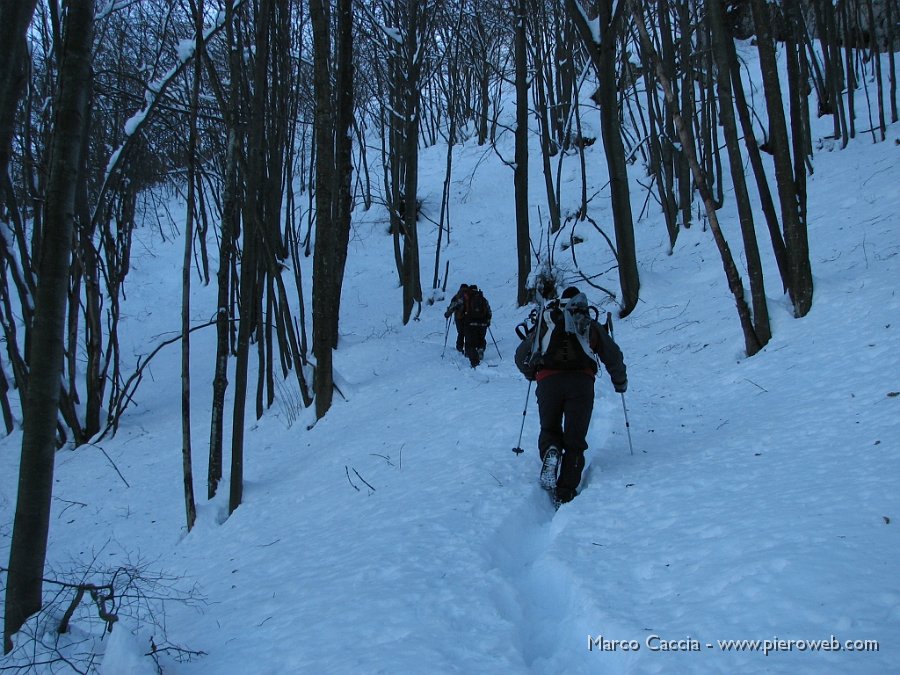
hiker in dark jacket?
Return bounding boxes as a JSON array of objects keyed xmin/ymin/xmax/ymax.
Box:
[
  {"xmin": 514, "ymin": 286, "xmax": 627, "ymax": 504},
  {"xmin": 444, "ymin": 283, "xmax": 492, "ymax": 367},
  {"xmin": 444, "ymin": 284, "xmax": 470, "ymax": 353},
  {"xmin": 462, "ymin": 285, "xmax": 492, "ymax": 368}
]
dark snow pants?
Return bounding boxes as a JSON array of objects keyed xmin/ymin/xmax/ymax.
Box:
[
  {"xmin": 535, "ymin": 371, "xmax": 595, "ymax": 495},
  {"xmin": 464, "ymin": 322, "xmax": 488, "ymax": 366},
  {"xmin": 454, "ymin": 317, "xmax": 465, "ymax": 351}
]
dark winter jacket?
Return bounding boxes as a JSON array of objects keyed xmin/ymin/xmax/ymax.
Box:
[
  {"xmin": 515, "ymin": 304, "xmax": 626, "ymax": 389},
  {"xmin": 444, "ymin": 288, "xmax": 469, "ymax": 321}
]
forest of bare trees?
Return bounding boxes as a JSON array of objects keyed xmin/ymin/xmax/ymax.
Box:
[{"xmin": 2, "ymin": 0, "xmax": 897, "ymax": 651}]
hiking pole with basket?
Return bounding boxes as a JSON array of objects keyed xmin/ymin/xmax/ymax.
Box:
[
  {"xmin": 512, "ymin": 380, "xmax": 532, "ymax": 455},
  {"xmin": 441, "ymin": 316, "xmax": 451, "ymax": 358},
  {"xmin": 605, "ymin": 312, "xmax": 634, "ymax": 456},
  {"xmin": 513, "ymin": 298, "xmax": 545, "ymax": 456},
  {"xmin": 488, "ymin": 326, "xmax": 502, "ymax": 359}
]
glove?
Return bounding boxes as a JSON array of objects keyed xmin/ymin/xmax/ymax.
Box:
[
  {"xmin": 613, "ymin": 379, "xmax": 627, "ymax": 393},
  {"xmin": 444, "ymin": 310, "xmax": 452, "ymax": 318}
]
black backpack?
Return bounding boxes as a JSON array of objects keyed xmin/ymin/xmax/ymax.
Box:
[
  {"xmin": 541, "ymin": 316, "xmax": 597, "ymax": 372},
  {"xmin": 514, "ymin": 301, "xmax": 599, "ymax": 377},
  {"xmin": 466, "ymin": 288, "xmax": 489, "ymax": 322}
]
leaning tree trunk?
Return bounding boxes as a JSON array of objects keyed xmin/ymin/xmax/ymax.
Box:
[
  {"xmin": 726, "ymin": 34, "xmax": 789, "ymax": 294},
  {"xmin": 4, "ymin": 0, "xmax": 94, "ymax": 652},
  {"xmin": 631, "ymin": 0, "xmax": 760, "ymax": 356},
  {"xmin": 709, "ymin": 0, "xmax": 770, "ymax": 351}
]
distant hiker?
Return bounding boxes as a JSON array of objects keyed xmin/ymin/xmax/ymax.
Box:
[
  {"xmin": 444, "ymin": 283, "xmax": 493, "ymax": 367},
  {"xmin": 514, "ymin": 286, "xmax": 627, "ymax": 505},
  {"xmin": 462, "ymin": 285, "xmax": 492, "ymax": 368},
  {"xmin": 444, "ymin": 283, "xmax": 471, "ymax": 353}
]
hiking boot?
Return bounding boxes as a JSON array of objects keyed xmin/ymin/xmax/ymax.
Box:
[{"xmin": 540, "ymin": 446, "xmax": 561, "ymax": 491}]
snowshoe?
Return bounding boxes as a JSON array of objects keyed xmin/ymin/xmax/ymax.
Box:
[{"xmin": 539, "ymin": 446, "xmax": 561, "ymax": 492}]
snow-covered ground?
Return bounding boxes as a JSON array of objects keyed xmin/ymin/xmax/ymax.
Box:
[{"xmin": 2, "ymin": 47, "xmax": 899, "ymax": 674}]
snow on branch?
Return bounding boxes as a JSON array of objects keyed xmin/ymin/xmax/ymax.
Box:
[{"xmin": 92, "ymin": 0, "xmax": 247, "ymax": 227}]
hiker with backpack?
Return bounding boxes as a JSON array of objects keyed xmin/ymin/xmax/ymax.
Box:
[
  {"xmin": 514, "ymin": 286, "xmax": 627, "ymax": 505},
  {"xmin": 444, "ymin": 283, "xmax": 492, "ymax": 367},
  {"xmin": 444, "ymin": 283, "xmax": 471, "ymax": 354},
  {"xmin": 462, "ymin": 285, "xmax": 492, "ymax": 367}
]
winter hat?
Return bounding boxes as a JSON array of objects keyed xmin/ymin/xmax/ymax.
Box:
[{"xmin": 559, "ymin": 286, "xmax": 581, "ymax": 307}]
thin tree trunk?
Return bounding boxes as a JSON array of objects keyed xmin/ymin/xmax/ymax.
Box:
[
  {"xmin": 514, "ymin": 0, "xmax": 530, "ymax": 305},
  {"xmin": 751, "ymin": 0, "xmax": 814, "ymax": 317},
  {"xmin": 886, "ymin": 0, "xmax": 897, "ymax": 123},
  {"xmin": 208, "ymin": 0, "xmax": 242, "ymax": 500},
  {"xmin": 840, "ymin": 0, "xmax": 857, "ymax": 140},
  {"xmin": 865, "ymin": 0, "xmax": 886, "ymax": 140},
  {"xmin": 310, "ymin": 0, "xmax": 336, "ymax": 418},
  {"xmin": 709, "ymin": 0, "xmax": 770, "ymax": 352},
  {"xmin": 231, "ymin": 0, "xmax": 273, "ymax": 514},
  {"xmin": 566, "ymin": 0, "xmax": 639, "ymax": 316},
  {"xmin": 330, "ymin": 0, "xmax": 354, "ymax": 347},
  {"xmin": 0, "ymin": 0, "xmax": 39, "ymax": 189},
  {"xmin": 180, "ymin": 0, "xmax": 204, "ymax": 532},
  {"xmin": 727, "ymin": 35, "xmax": 790, "ymax": 293},
  {"xmin": 630, "ymin": 0, "xmax": 759, "ymax": 355},
  {"xmin": 677, "ymin": 0, "xmax": 695, "ymax": 229},
  {"xmin": 531, "ymin": 23, "xmax": 561, "ymax": 234}
]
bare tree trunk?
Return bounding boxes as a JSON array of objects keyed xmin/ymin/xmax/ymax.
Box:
[
  {"xmin": 0, "ymin": 358, "xmax": 13, "ymax": 434},
  {"xmin": 231, "ymin": 0, "xmax": 273, "ymax": 514},
  {"xmin": 432, "ymin": 57, "xmax": 457, "ymax": 291},
  {"xmin": 709, "ymin": 0, "xmax": 770, "ymax": 351},
  {"xmin": 514, "ymin": 0, "xmax": 531, "ymax": 305},
  {"xmin": 676, "ymin": 0, "xmax": 695, "ymax": 230},
  {"xmin": 310, "ymin": 0, "xmax": 336, "ymax": 418},
  {"xmin": 181, "ymin": 0, "xmax": 204, "ymax": 532},
  {"xmin": 401, "ymin": 0, "xmax": 424, "ymax": 324},
  {"xmin": 209, "ymin": 0, "xmax": 242, "ymax": 500},
  {"xmin": 865, "ymin": 0, "xmax": 886, "ymax": 140},
  {"xmin": 4, "ymin": 0, "xmax": 93, "ymax": 651},
  {"xmin": 751, "ymin": 0, "xmax": 814, "ymax": 317},
  {"xmin": 330, "ymin": 0, "xmax": 354, "ymax": 347},
  {"xmin": 886, "ymin": 0, "xmax": 897, "ymax": 123},
  {"xmin": 630, "ymin": 0, "xmax": 760, "ymax": 355},
  {"xmin": 726, "ymin": 35, "xmax": 789, "ymax": 294},
  {"xmin": 840, "ymin": 0, "xmax": 857, "ymax": 140},
  {"xmin": 0, "ymin": 0, "xmax": 39, "ymax": 188},
  {"xmin": 566, "ymin": 0, "xmax": 639, "ymax": 316},
  {"xmin": 530, "ymin": 17, "xmax": 562, "ymax": 235}
]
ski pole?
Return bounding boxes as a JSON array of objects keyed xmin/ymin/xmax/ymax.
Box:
[
  {"xmin": 620, "ymin": 393, "xmax": 634, "ymax": 455},
  {"xmin": 512, "ymin": 379, "xmax": 532, "ymax": 455},
  {"xmin": 488, "ymin": 326, "xmax": 502, "ymax": 359},
  {"xmin": 441, "ymin": 316, "xmax": 451, "ymax": 358},
  {"xmin": 606, "ymin": 311, "xmax": 634, "ymax": 456}
]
